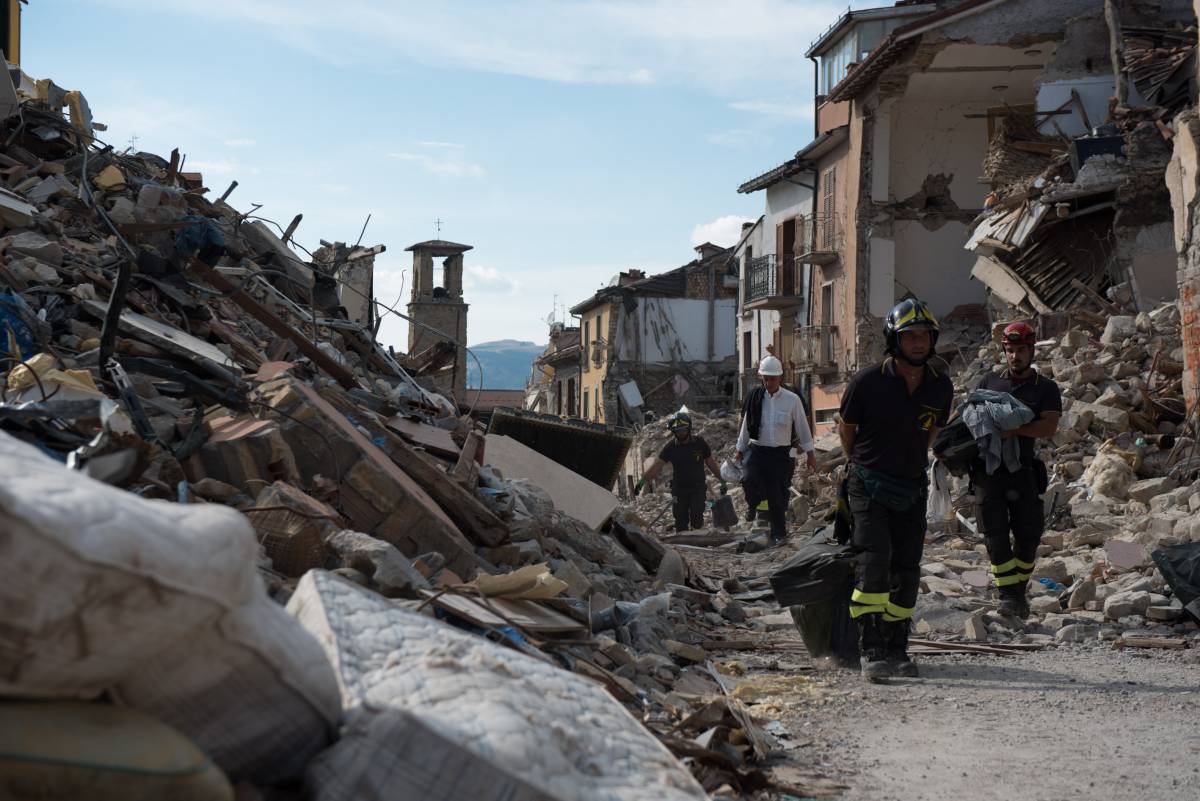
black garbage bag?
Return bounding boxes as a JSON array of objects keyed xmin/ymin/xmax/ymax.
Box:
[
  {"xmin": 1151, "ymin": 543, "xmax": 1200, "ymax": 624},
  {"xmin": 770, "ymin": 530, "xmax": 860, "ymax": 665},
  {"xmin": 769, "ymin": 529, "xmax": 856, "ymax": 607},
  {"xmin": 932, "ymin": 417, "xmax": 978, "ymax": 477}
]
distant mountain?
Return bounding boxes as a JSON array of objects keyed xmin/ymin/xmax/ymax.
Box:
[{"xmin": 467, "ymin": 339, "xmax": 543, "ymax": 389}]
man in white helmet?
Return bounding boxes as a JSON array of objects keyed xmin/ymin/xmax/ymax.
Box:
[{"xmin": 735, "ymin": 355, "xmax": 816, "ymax": 543}]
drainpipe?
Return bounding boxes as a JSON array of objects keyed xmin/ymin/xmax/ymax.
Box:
[{"xmin": 805, "ymin": 55, "xmax": 823, "ymax": 421}]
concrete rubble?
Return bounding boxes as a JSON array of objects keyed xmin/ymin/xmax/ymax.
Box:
[{"xmin": 0, "ymin": 66, "xmax": 847, "ymax": 800}]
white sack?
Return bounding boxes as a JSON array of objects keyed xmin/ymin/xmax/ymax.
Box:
[{"xmin": 0, "ymin": 433, "xmax": 340, "ymax": 782}]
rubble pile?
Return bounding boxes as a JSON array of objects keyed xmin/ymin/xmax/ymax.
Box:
[
  {"xmin": 0, "ymin": 79, "xmax": 836, "ymax": 798},
  {"xmin": 915, "ymin": 299, "xmax": 1200, "ymax": 648}
]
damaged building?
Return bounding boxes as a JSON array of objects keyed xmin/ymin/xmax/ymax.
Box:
[
  {"xmin": 569, "ymin": 243, "xmax": 740, "ymax": 425},
  {"xmin": 527, "ymin": 321, "xmax": 582, "ymax": 416},
  {"xmin": 737, "ymin": 0, "xmax": 1194, "ymax": 431}
]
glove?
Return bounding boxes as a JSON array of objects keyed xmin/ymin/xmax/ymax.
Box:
[
  {"xmin": 719, "ymin": 479, "xmax": 728, "ymax": 495},
  {"xmin": 634, "ymin": 478, "xmax": 645, "ymax": 496}
]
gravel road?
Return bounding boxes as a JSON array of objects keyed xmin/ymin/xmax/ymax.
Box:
[{"xmin": 766, "ymin": 644, "xmax": 1200, "ymax": 801}]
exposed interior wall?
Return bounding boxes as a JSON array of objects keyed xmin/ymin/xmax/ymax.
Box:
[
  {"xmin": 893, "ymin": 220, "xmax": 983, "ymax": 316},
  {"xmin": 622, "ymin": 298, "xmax": 737, "ymax": 363},
  {"xmin": 1127, "ymin": 223, "xmax": 1178, "ymax": 307},
  {"xmin": 888, "ymin": 100, "xmax": 991, "ymax": 207}
]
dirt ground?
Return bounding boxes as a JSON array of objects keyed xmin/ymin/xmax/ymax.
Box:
[{"xmin": 682, "ymin": 541, "xmax": 1200, "ymax": 801}]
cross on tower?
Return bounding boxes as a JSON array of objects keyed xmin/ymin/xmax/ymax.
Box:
[{"xmin": 435, "ymin": 218, "xmax": 443, "ymax": 236}]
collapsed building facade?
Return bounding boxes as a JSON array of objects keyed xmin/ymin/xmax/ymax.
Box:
[
  {"xmin": 568, "ymin": 243, "xmax": 740, "ymax": 425},
  {"xmin": 736, "ymin": 0, "xmax": 1194, "ymax": 432}
]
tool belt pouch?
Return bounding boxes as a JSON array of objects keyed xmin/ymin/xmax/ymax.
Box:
[
  {"xmin": 1033, "ymin": 458, "xmax": 1049, "ymax": 496},
  {"xmin": 854, "ymin": 465, "xmax": 923, "ymax": 512}
]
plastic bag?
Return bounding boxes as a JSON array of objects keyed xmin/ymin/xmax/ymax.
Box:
[
  {"xmin": 926, "ymin": 460, "xmax": 951, "ymax": 525},
  {"xmin": 720, "ymin": 459, "xmax": 744, "ymax": 483}
]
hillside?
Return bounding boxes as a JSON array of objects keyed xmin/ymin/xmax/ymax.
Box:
[{"xmin": 466, "ymin": 339, "xmax": 543, "ymax": 389}]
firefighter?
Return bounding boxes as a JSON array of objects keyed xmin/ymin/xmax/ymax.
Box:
[
  {"xmin": 635, "ymin": 411, "xmax": 725, "ymax": 532},
  {"xmin": 971, "ymin": 320, "xmax": 1061, "ymax": 618},
  {"xmin": 838, "ymin": 299, "xmax": 953, "ymax": 682},
  {"xmin": 735, "ymin": 356, "xmax": 816, "ymax": 543}
]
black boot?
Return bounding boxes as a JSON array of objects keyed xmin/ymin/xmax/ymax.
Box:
[
  {"xmin": 857, "ymin": 615, "xmax": 890, "ymax": 683},
  {"xmin": 997, "ymin": 584, "xmax": 1029, "ymax": 618},
  {"xmin": 882, "ymin": 619, "xmax": 918, "ymax": 678}
]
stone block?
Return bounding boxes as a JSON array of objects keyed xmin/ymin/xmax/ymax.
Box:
[
  {"xmin": 1068, "ymin": 578, "xmax": 1096, "ymax": 609},
  {"xmin": 1055, "ymin": 623, "xmax": 1099, "ymax": 643},
  {"xmin": 1100, "ymin": 316, "xmax": 1137, "ymax": 345},
  {"xmin": 1104, "ymin": 538, "xmax": 1147, "ymax": 570},
  {"xmin": 1030, "ymin": 596, "xmax": 1062, "ymax": 614},
  {"xmin": 1103, "ymin": 590, "xmax": 1152, "ymax": 620},
  {"xmin": 326, "ymin": 529, "xmax": 431, "ymax": 597},
  {"xmin": 1128, "ymin": 477, "xmax": 1177, "ymax": 504}
]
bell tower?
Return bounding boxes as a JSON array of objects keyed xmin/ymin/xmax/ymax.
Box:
[{"xmin": 406, "ymin": 239, "xmax": 471, "ymax": 401}]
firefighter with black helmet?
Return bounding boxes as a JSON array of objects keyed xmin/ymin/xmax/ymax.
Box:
[
  {"xmin": 635, "ymin": 410, "xmax": 725, "ymax": 532},
  {"xmin": 838, "ymin": 298, "xmax": 954, "ymax": 682},
  {"xmin": 971, "ymin": 320, "xmax": 1061, "ymax": 618}
]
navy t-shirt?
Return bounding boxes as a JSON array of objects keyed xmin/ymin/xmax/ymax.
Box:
[
  {"xmin": 659, "ymin": 436, "xmax": 712, "ymax": 492},
  {"xmin": 840, "ymin": 358, "xmax": 954, "ymax": 481}
]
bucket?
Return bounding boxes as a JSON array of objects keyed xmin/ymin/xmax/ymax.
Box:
[{"xmin": 710, "ymin": 494, "xmax": 737, "ymax": 529}]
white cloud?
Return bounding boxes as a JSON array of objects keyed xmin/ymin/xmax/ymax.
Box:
[
  {"xmin": 187, "ymin": 159, "xmax": 239, "ymax": 176},
  {"xmin": 463, "ymin": 264, "xmax": 521, "ymax": 295},
  {"xmin": 691, "ymin": 214, "xmax": 755, "ymax": 248},
  {"xmin": 417, "ymin": 140, "xmax": 464, "ymax": 149},
  {"xmin": 707, "ymin": 128, "xmax": 770, "ymax": 149},
  {"xmin": 388, "ymin": 151, "xmax": 486, "ymax": 178},
  {"xmin": 93, "ymin": 0, "xmax": 853, "ymax": 93},
  {"xmin": 729, "ymin": 99, "xmax": 813, "ymax": 119},
  {"xmin": 223, "ymin": 137, "xmax": 257, "ymax": 147}
]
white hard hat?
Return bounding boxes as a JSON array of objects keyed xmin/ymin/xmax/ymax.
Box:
[{"xmin": 758, "ymin": 355, "xmax": 783, "ymax": 376}]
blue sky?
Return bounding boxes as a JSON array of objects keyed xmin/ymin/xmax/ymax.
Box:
[{"xmin": 25, "ymin": 1, "xmax": 874, "ymax": 348}]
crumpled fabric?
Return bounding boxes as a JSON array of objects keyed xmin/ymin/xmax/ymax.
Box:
[{"xmin": 960, "ymin": 388, "xmax": 1034, "ymax": 475}]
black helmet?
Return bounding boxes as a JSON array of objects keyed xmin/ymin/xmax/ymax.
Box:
[
  {"xmin": 884, "ymin": 298, "xmax": 939, "ymax": 364},
  {"xmin": 668, "ymin": 411, "xmax": 692, "ymax": 432}
]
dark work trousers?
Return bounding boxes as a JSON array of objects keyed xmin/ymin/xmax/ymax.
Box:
[
  {"xmin": 972, "ymin": 465, "xmax": 1043, "ymax": 592},
  {"xmin": 742, "ymin": 479, "xmax": 762, "ymax": 520},
  {"xmin": 745, "ymin": 445, "xmax": 793, "ymax": 540},
  {"xmin": 846, "ymin": 472, "xmax": 926, "ymax": 654},
  {"xmin": 672, "ymin": 489, "xmax": 706, "ymax": 532}
]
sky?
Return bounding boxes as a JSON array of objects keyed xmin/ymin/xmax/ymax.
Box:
[{"xmin": 24, "ymin": 1, "xmax": 879, "ymax": 350}]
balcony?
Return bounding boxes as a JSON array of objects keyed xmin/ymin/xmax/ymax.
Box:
[
  {"xmin": 744, "ymin": 254, "xmax": 803, "ymax": 310},
  {"xmin": 796, "ymin": 213, "xmax": 843, "ymax": 266},
  {"xmin": 793, "ymin": 324, "xmax": 839, "ymax": 374}
]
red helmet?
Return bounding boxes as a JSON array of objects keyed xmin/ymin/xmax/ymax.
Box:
[{"xmin": 1002, "ymin": 321, "xmax": 1036, "ymax": 348}]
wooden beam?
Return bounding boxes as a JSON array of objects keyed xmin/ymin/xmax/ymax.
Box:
[
  {"xmin": 451, "ymin": 429, "xmax": 484, "ymax": 488},
  {"xmin": 387, "ymin": 433, "xmax": 509, "ymax": 547},
  {"xmin": 1104, "ymin": 0, "xmax": 1129, "ymax": 106},
  {"xmin": 186, "ymin": 257, "xmax": 361, "ymax": 390}
]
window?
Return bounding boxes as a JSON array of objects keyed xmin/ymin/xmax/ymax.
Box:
[
  {"xmin": 743, "ymin": 331, "xmax": 752, "ymax": 369},
  {"xmin": 582, "ymin": 320, "xmax": 590, "ymax": 372},
  {"xmin": 822, "ymin": 167, "xmax": 837, "ymax": 250},
  {"xmin": 567, "ymin": 378, "xmax": 576, "ymax": 416},
  {"xmin": 556, "ymin": 381, "xmax": 563, "ymax": 415},
  {"xmin": 821, "ymin": 282, "xmax": 835, "ymax": 365},
  {"xmin": 583, "ymin": 389, "xmax": 589, "ymax": 418}
]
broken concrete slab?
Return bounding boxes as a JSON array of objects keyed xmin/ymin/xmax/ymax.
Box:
[
  {"xmin": 485, "ymin": 434, "xmax": 619, "ymax": 531},
  {"xmin": 181, "ymin": 415, "xmax": 299, "ymax": 489}
]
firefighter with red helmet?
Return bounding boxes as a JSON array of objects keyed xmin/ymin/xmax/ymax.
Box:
[{"xmin": 971, "ymin": 321, "xmax": 1062, "ymax": 618}]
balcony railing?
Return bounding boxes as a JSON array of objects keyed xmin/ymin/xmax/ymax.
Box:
[
  {"xmin": 793, "ymin": 324, "xmax": 838, "ymax": 372},
  {"xmin": 744, "ymin": 254, "xmax": 802, "ymax": 309},
  {"xmin": 796, "ymin": 213, "xmax": 843, "ymax": 264}
]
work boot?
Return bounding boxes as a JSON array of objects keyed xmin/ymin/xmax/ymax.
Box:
[
  {"xmin": 996, "ymin": 584, "xmax": 1029, "ymax": 619},
  {"xmin": 882, "ymin": 619, "xmax": 918, "ymax": 678},
  {"xmin": 856, "ymin": 616, "xmax": 891, "ymax": 683}
]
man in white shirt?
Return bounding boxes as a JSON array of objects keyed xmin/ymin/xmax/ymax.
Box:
[{"xmin": 735, "ymin": 356, "xmax": 817, "ymax": 542}]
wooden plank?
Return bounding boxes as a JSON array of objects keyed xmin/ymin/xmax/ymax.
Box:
[
  {"xmin": 386, "ymin": 415, "xmax": 461, "ymax": 460},
  {"xmin": 82, "ymin": 299, "xmax": 237, "ymax": 369},
  {"xmin": 451, "ymin": 429, "xmax": 483, "ymax": 488},
  {"xmin": 1115, "ymin": 636, "xmax": 1186, "ymax": 650},
  {"xmin": 420, "ymin": 590, "xmax": 587, "ymax": 634}
]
